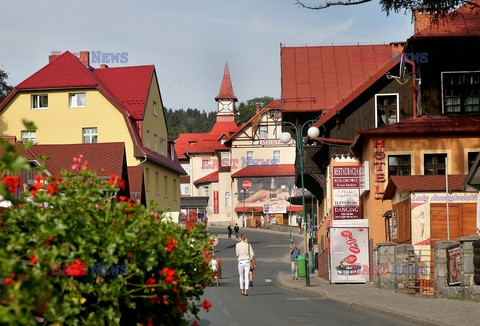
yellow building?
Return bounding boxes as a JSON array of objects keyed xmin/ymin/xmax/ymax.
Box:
[{"xmin": 0, "ymin": 51, "xmax": 185, "ymax": 218}]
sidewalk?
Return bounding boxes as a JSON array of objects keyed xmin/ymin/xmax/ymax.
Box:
[{"xmin": 276, "ymin": 270, "xmax": 480, "ymax": 326}]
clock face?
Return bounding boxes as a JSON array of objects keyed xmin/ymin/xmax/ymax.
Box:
[{"xmin": 222, "ymin": 104, "xmax": 229, "ymax": 110}]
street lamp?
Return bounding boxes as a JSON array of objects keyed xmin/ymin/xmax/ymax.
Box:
[
  {"xmin": 281, "ymin": 184, "xmax": 293, "ymax": 244},
  {"xmin": 280, "ymin": 119, "xmax": 320, "ymax": 287},
  {"xmin": 241, "ymin": 189, "xmax": 248, "ymax": 228}
]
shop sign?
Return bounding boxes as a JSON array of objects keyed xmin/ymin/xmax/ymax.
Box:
[{"xmin": 373, "ymin": 139, "xmax": 386, "ymax": 200}]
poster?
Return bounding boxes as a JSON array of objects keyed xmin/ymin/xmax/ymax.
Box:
[
  {"xmin": 235, "ymin": 176, "xmax": 307, "ymax": 211},
  {"xmin": 330, "ymin": 224, "xmax": 369, "ymax": 283},
  {"xmin": 447, "ymin": 246, "xmax": 461, "ymax": 286}
]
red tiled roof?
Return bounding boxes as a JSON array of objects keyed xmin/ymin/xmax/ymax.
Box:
[
  {"xmin": 383, "ymin": 175, "xmax": 468, "ymax": 200},
  {"xmin": 194, "ymin": 171, "xmax": 218, "ymax": 186},
  {"xmin": 281, "ymin": 44, "xmax": 395, "ymax": 115},
  {"xmin": 127, "ymin": 166, "xmax": 143, "ymax": 195},
  {"xmin": 351, "ymin": 115, "xmax": 480, "ymax": 154},
  {"xmin": 215, "ymin": 61, "xmax": 237, "ymax": 101},
  {"xmin": 94, "ymin": 65, "xmax": 154, "ymax": 119},
  {"xmin": 175, "ymin": 120, "xmax": 237, "ymax": 159},
  {"xmin": 31, "ymin": 142, "xmax": 126, "ymax": 177},
  {"xmin": 412, "ymin": 1, "xmax": 480, "ymax": 39},
  {"xmin": 0, "ymin": 52, "xmax": 185, "ymax": 176},
  {"xmin": 231, "ymin": 164, "xmax": 295, "ymax": 178}
]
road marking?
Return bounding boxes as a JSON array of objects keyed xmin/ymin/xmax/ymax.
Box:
[
  {"xmin": 286, "ymin": 297, "xmax": 313, "ymax": 301},
  {"xmin": 265, "ymin": 279, "xmax": 273, "ymax": 283}
]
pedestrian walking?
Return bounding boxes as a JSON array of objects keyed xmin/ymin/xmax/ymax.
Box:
[
  {"xmin": 235, "ymin": 234, "xmax": 255, "ymax": 296},
  {"xmin": 234, "ymin": 223, "xmax": 240, "ymax": 239},
  {"xmin": 227, "ymin": 224, "xmax": 233, "ymax": 239},
  {"xmin": 203, "ymin": 215, "xmax": 208, "ymax": 228},
  {"xmin": 210, "ymin": 254, "xmax": 219, "ymax": 286},
  {"xmin": 245, "ymin": 236, "xmax": 255, "ymax": 286},
  {"xmin": 290, "ymin": 242, "xmax": 301, "ymax": 280}
]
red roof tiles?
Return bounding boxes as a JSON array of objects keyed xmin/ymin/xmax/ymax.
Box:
[
  {"xmin": 215, "ymin": 61, "xmax": 237, "ymax": 101},
  {"xmin": 194, "ymin": 171, "xmax": 219, "ymax": 186},
  {"xmin": 383, "ymin": 175, "xmax": 468, "ymax": 200},
  {"xmin": 281, "ymin": 44, "xmax": 395, "ymax": 114}
]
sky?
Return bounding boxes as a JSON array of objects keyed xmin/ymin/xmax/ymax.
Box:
[{"xmin": 2, "ymin": 0, "xmax": 414, "ymax": 112}]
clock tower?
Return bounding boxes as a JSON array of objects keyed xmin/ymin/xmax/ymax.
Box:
[{"xmin": 215, "ymin": 61, "xmax": 237, "ymax": 119}]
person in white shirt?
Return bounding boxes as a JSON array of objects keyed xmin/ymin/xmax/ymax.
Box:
[
  {"xmin": 210, "ymin": 254, "xmax": 219, "ymax": 286},
  {"xmin": 235, "ymin": 234, "xmax": 255, "ymax": 296}
]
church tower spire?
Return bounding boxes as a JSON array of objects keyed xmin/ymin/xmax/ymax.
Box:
[{"xmin": 215, "ymin": 61, "xmax": 237, "ymax": 118}]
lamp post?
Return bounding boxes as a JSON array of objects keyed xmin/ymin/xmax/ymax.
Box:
[
  {"xmin": 281, "ymin": 184, "xmax": 293, "ymax": 245},
  {"xmin": 280, "ymin": 119, "xmax": 320, "ymax": 287},
  {"xmin": 241, "ymin": 189, "xmax": 248, "ymax": 228}
]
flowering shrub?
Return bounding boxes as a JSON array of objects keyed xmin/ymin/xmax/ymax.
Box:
[{"xmin": 0, "ymin": 139, "xmax": 214, "ymax": 325}]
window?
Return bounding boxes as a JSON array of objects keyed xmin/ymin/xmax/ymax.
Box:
[
  {"xmin": 442, "ymin": 72, "xmax": 480, "ymax": 113},
  {"xmin": 246, "ymin": 151, "xmax": 254, "ymax": 166},
  {"xmin": 155, "ymin": 172, "xmax": 159, "ymax": 194},
  {"xmin": 31, "ymin": 95, "xmax": 48, "ymax": 109},
  {"xmin": 154, "ymin": 134, "xmax": 157, "ymax": 153},
  {"xmin": 153, "ymin": 101, "xmax": 157, "ymax": 116},
  {"xmin": 221, "ymin": 152, "xmax": 230, "ymax": 167},
  {"xmin": 164, "ymin": 175, "xmax": 168, "ymax": 197},
  {"xmin": 145, "ymin": 168, "xmax": 150, "ymax": 191},
  {"xmin": 202, "ymin": 159, "xmax": 210, "ymax": 171},
  {"xmin": 21, "ymin": 130, "xmax": 37, "ymax": 144},
  {"xmin": 375, "ymin": 94, "xmax": 399, "ymax": 127},
  {"xmin": 69, "ymin": 93, "xmax": 86, "ymax": 108},
  {"xmin": 173, "ymin": 179, "xmax": 177, "ymax": 199},
  {"xmin": 82, "ymin": 128, "xmax": 97, "ymax": 143},
  {"xmin": 388, "ymin": 155, "xmax": 411, "ymax": 177},
  {"xmin": 259, "ymin": 126, "xmax": 267, "ymax": 139},
  {"xmin": 146, "ymin": 131, "xmax": 150, "ymax": 149},
  {"xmin": 424, "ymin": 154, "xmax": 447, "ymax": 175},
  {"xmin": 273, "ymin": 150, "xmax": 281, "ymax": 164},
  {"xmin": 468, "ymin": 151, "xmax": 480, "ymax": 170},
  {"xmin": 225, "ymin": 192, "xmax": 231, "ymax": 207},
  {"xmin": 181, "ymin": 164, "xmax": 190, "ymax": 175},
  {"xmin": 180, "ymin": 184, "xmax": 190, "ymax": 196},
  {"xmin": 202, "ymin": 186, "xmax": 209, "ymax": 197}
]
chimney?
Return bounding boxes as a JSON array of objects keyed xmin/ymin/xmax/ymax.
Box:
[
  {"xmin": 390, "ymin": 42, "xmax": 405, "ymax": 54},
  {"xmin": 49, "ymin": 54, "xmax": 60, "ymax": 63},
  {"xmin": 79, "ymin": 51, "xmax": 90, "ymax": 67},
  {"xmin": 1, "ymin": 135, "xmax": 17, "ymax": 145},
  {"xmin": 100, "ymin": 64, "xmax": 109, "ymax": 69},
  {"xmin": 414, "ymin": 10, "xmax": 433, "ymax": 34},
  {"xmin": 255, "ymin": 103, "xmax": 261, "ymax": 113}
]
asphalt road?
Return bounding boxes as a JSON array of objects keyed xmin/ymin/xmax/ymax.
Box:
[{"xmin": 195, "ymin": 227, "xmax": 414, "ymax": 326}]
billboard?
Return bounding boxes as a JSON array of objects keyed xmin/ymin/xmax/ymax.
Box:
[{"xmin": 332, "ymin": 165, "xmax": 360, "ymax": 219}]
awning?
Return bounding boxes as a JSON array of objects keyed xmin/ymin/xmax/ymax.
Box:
[{"xmin": 180, "ymin": 196, "xmax": 209, "ymax": 209}]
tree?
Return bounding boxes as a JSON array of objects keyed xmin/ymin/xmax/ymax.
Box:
[
  {"xmin": 236, "ymin": 96, "xmax": 275, "ymax": 125},
  {"xmin": 295, "ymin": 0, "xmax": 480, "ymax": 21},
  {"xmin": 0, "ymin": 69, "xmax": 13, "ymax": 103}
]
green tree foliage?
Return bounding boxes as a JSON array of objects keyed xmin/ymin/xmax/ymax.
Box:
[
  {"xmin": 0, "ymin": 126, "xmax": 215, "ymax": 325},
  {"xmin": 236, "ymin": 96, "xmax": 275, "ymax": 125},
  {"xmin": 295, "ymin": 0, "xmax": 480, "ymax": 21},
  {"xmin": 0, "ymin": 69, "xmax": 13, "ymax": 103},
  {"xmin": 164, "ymin": 108, "xmax": 217, "ymax": 140}
]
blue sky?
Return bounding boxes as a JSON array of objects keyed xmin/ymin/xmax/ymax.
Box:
[{"xmin": 2, "ymin": 0, "xmax": 413, "ymax": 112}]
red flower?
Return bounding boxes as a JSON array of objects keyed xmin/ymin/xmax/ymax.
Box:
[
  {"xmin": 29, "ymin": 254, "xmax": 38, "ymax": 265},
  {"xmin": 192, "ymin": 321, "xmax": 199, "ymax": 326},
  {"xmin": 4, "ymin": 278, "xmax": 12, "ymax": 285},
  {"xmin": 202, "ymin": 299, "xmax": 212, "ymax": 312},
  {"xmin": 108, "ymin": 174, "xmax": 125, "ymax": 190},
  {"xmin": 166, "ymin": 236, "xmax": 177, "ymax": 253},
  {"xmin": 46, "ymin": 181, "xmax": 59, "ymax": 195},
  {"xmin": 147, "ymin": 317, "xmax": 153, "ymax": 326},
  {"xmin": 150, "ymin": 295, "xmax": 168, "ymax": 305},
  {"xmin": 30, "ymin": 174, "xmax": 45, "ymax": 195},
  {"xmin": 72, "ymin": 154, "xmax": 88, "ymax": 172},
  {"xmin": 64, "ymin": 259, "xmax": 87, "ymax": 277},
  {"xmin": 177, "ymin": 301, "xmax": 188, "ymax": 313},
  {"xmin": 150, "ymin": 212, "xmax": 159, "ymax": 220},
  {"xmin": 160, "ymin": 267, "xmax": 177, "ymax": 284},
  {"xmin": 2, "ymin": 175, "xmax": 21, "ymax": 193},
  {"xmin": 146, "ymin": 277, "xmax": 156, "ymax": 286}
]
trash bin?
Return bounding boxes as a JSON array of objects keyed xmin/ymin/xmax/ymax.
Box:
[{"xmin": 296, "ymin": 255, "xmax": 306, "ymax": 278}]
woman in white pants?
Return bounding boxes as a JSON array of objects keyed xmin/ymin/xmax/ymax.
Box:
[{"xmin": 235, "ymin": 234, "xmax": 255, "ymax": 296}]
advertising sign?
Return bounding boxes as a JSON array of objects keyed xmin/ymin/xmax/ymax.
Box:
[
  {"xmin": 447, "ymin": 245, "xmax": 461, "ymax": 286},
  {"xmin": 330, "ymin": 226, "xmax": 369, "ymax": 283},
  {"xmin": 213, "ymin": 191, "xmax": 219, "ymax": 214},
  {"xmin": 236, "ymin": 176, "xmax": 307, "ymax": 212},
  {"xmin": 332, "ymin": 165, "xmax": 360, "ymax": 219}
]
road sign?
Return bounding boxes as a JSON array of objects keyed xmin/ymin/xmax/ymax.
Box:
[{"xmin": 242, "ymin": 179, "xmax": 252, "ymax": 191}]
